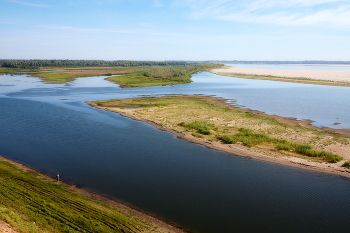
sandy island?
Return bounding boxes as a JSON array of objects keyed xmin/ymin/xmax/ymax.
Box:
[
  {"xmin": 87, "ymin": 96, "xmax": 350, "ymax": 179},
  {"xmin": 211, "ymin": 66, "xmax": 350, "ymax": 83}
]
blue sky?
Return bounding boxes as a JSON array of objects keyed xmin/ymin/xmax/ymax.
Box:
[{"xmin": 1, "ymin": 0, "xmax": 349, "ymax": 60}]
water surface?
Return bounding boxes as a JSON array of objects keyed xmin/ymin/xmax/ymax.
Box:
[{"xmin": 1, "ymin": 73, "xmax": 350, "ymax": 233}]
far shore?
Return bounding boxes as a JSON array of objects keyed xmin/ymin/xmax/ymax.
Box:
[
  {"xmin": 87, "ymin": 96, "xmax": 350, "ymax": 179},
  {"xmin": 211, "ymin": 66, "xmax": 350, "ymax": 84}
]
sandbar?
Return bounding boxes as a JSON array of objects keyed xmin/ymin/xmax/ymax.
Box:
[
  {"xmin": 211, "ymin": 66, "xmax": 350, "ymax": 83},
  {"xmin": 87, "ymin": 96, "xmax": 350, "ymax": 179}
]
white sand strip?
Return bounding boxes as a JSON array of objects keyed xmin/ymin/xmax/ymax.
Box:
[{"xmin": 211, "ymin": 67, "xmax": 350, "ymax": 83}]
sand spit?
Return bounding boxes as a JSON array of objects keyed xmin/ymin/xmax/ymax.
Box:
[
  {"xmin": 87, "ymin": 97, "xmax": 350, "ymax": 179},
  {"xmin": 211, "ymin": 66, "xmax": 350, "ymax": 83}
]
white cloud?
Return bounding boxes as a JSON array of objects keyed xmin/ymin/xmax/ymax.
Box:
[
  {"xmin": 7, "ymin": 0, "xmax": 50, "ymax": 7},
  {"xmin": 176, "ymin": 0, "xmax": 350, "ymax": 27}
]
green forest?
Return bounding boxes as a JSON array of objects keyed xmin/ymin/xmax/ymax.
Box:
[{"xmin": 0, "ymin": 59, "xmax": 203, "ymax": 69}]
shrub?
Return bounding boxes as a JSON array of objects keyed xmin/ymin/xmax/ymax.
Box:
[
  {"xmin": 342, "ymin": 161, "xmax": 350, "ymax": 168},
  {"xmin": 276, "ymin": 142, "xmax": 293, "ymax": 151},
  {"xmin": 276, "ymin": 142, "xmax": 343, "ymax": 163},
  {"xmin": 192, "ymin": 133, "xmax": 204, "ymax": 138},
  {"xmin": 217, "ymin": 128, "xmax": 278, "ymax": 147},
  {"xmin": 294, "ymin": 144, "xmax": 312, "ymax": 154},
  {"xmin": 178, "ymin": 121, "xmax": 215, "ymax": 135},
  {"xmin": 216, "ymin": 135, "xmax": 238, "ymax": 144}
]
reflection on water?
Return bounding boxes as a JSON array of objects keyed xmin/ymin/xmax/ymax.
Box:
[{"xmin": 1, "ymin": 72, "xmax": 350, "ymax": 233}]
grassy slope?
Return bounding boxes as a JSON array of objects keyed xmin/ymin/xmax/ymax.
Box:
[
  {"xmin": 0, "ymin": 159, "xmax": 170, "ymax": 233},
  {"xmin": 91, "ymin": 96, "xmax": 349, "ymax": 163}
]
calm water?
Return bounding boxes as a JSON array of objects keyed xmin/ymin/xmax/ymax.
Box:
[{"xmin": 1, "ymin": 72, "xmax": 350, "ymax": 233}]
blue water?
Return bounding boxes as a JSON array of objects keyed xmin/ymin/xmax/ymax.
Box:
[{"xmin": 1, "ymin": 73, "xmax": 350, "ymax": 232}]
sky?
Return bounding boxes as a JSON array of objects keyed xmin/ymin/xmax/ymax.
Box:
[{"xmin": 1, "ymin": 0, "xmax": 350, "ymax": 61}]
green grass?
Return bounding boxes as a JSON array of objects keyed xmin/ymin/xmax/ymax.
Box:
[
  {"xmin": 32, "ymin": 70, "xmax": 132, "ymax": 83},
  {"xmin": 342, "ymin": 161, "xmax": 350, "ymax": 169},
  {"xmin": 217, "ymin": 128, "xmax": 284, "ymax": 147},
  {"xmin": 178, "ymin": 121, "xmax": 216, "ymax": 135},
  {"xmin": 106, "ymin": 65, "xmax": 219, "ymax": 88},
  {"xmin": 32, "ymin": 72, "xmax": 91, "ymax": 83},
  {"xmin": 0, "ymin": 159, "xmax": 165, "ymax": 232},
  {"xmin": 216, "ymin": 128, "xmax": 343, "ymax": 163},
  {"xmin": 0, "ymin": 67, "xmax": 38, "ymax": 74},
  {"xmin": 276, "ymin": 142, "xmax": 343, "ymax": 163},
  {"xmin": 24, "ymin": 64, "xmax": 219, "ymax": 86}
]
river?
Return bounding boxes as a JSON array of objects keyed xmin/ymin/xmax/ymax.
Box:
[{"xmin": 1, "ymin": 67, "xmax": 350, "ymax": 233}]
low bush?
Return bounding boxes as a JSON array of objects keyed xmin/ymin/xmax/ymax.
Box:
[
  {"xmin": 276, "ymin": 142, "xmax": 343, "ymax": 163},
  {"xmin": 178, "ymin": 121, "xmax": 215, "ymax": 135},
  {"xmin": 342, "ymin": 161, "xmax": 350, "ymax": 168},
  {"xmin": 217, "ymin": 128, "xmax": 280, "ymax": 147},
  {"xmin": 216, "ymin": 128, "xmax": 343, "ymax": 163}
]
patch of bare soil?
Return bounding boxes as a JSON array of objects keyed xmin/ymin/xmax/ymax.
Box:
[{"xmin": 0, "ymin": 220, "xmax": 18, "ymax": 233}]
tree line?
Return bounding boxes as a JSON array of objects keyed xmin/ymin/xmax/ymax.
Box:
[{"xmin": 0, "ymin": 59, "xmax": 214, "ymax": 69}]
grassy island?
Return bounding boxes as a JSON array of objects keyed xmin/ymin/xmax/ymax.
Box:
[
  {"xmin": 88, "ymin": 95, "xmax": 350, "ymax": 177},
  {"xmin": 0, "ymin": 157, "xmax": 182, "ymax": 233},
  {"xmin": 0, "ymin": 59, "xmax": 221, "ymax": 87}
]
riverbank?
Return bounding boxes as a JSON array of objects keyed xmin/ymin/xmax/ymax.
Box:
[
  {"xmin": 88, "ymin": 95, "xmax": 350, "ymax": 178},
  {"xmin": 0, "ymin": 156, "xmax": 186, "ymax": 233},
  {"xmin": 211, "ymin": 66, "xmax": 350, "ymax": 86}
]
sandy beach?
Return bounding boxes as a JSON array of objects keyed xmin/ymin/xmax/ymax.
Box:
[{"xmin": 211, "ymin": 66, "xmax": 350, "ymax": 83}]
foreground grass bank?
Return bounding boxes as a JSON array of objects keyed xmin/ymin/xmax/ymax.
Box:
[
  {"xmin": 89, "ymin": 95, "xmax": 350, "ymax": 176},
  {"xmin": 0, "ymin": 157, "xmax": 181, "ymax": 233}
]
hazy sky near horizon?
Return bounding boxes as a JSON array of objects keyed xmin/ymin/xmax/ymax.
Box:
[{"xmin": 1, "ymin": 0, "xmax": 350, "ymax": 60}]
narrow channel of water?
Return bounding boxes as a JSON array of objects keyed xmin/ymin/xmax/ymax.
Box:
[{"xmin": 1, "ymin": 73, "xmax": 350, "ymax": 232}]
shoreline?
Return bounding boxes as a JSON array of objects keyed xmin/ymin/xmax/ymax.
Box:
[
  {"xmin": 87, "ymin": 97, "xmax": 350, "ymax": 179},
  {"xmin": 0, "ymin": 156, "xmax": 187, "ymax": 233},
  {"xmin": 211, "ymin": 66, "xmax": 350, "ymax": 85}
]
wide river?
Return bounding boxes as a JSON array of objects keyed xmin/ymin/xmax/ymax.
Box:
[{"xmin": 1, "ymin": 65, "xmax": 350, "ymax": 233}]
